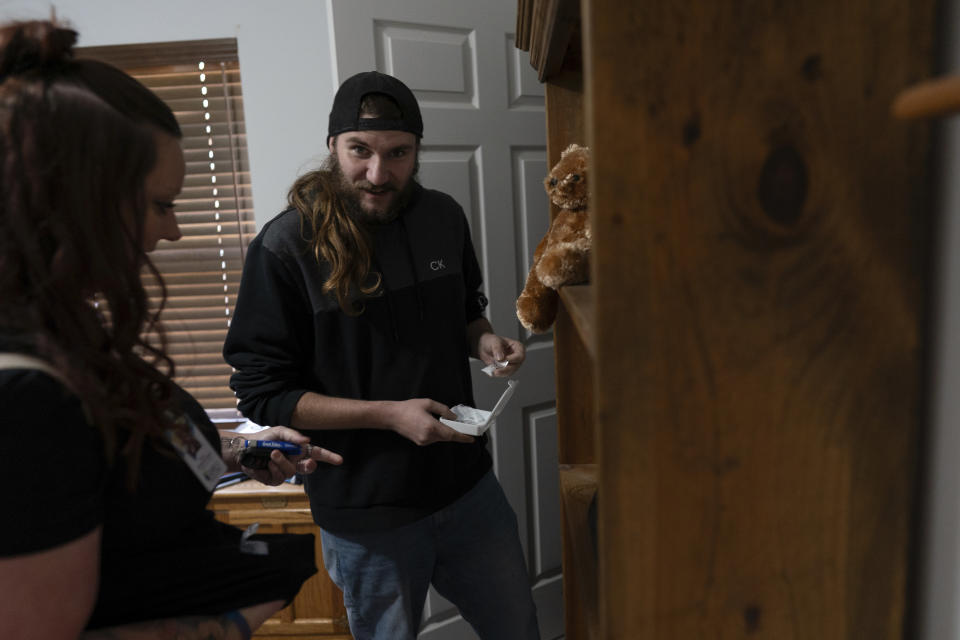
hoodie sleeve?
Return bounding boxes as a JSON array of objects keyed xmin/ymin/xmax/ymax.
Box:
[
  {"xmin": 461, "ymin": 211, "xmax": 487, "ymax": 324},
  {"xmin": 223, "ymin": 234, "xmax": 311, "ymax": 427}
]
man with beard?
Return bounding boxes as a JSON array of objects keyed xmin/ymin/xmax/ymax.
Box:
[{"xmin": 223, "ymin": 71, "xmax": 540, "ymax": 640}]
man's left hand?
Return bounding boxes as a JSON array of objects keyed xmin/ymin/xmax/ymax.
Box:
[{"xmin": 477, "ymin": 333, "xmax": 526, "ymax": 377}]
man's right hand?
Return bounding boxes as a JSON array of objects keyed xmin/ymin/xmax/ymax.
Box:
[
  {"xmin": 290, "ymin": 391, "xmax": 476, "ymax": 446},
  {"xmin": 386, "ymin": 398, "xmax": 475, "ymax": 446}
]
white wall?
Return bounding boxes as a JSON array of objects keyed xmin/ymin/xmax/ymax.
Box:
[{"xmin": 0, "ymin": 0, "xmax": 338, "ymax": 230}]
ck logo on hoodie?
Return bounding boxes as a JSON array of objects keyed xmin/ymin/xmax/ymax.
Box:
[{"xmin": 429, "ymin": 259, "xmax": 447, "ymax": 271}]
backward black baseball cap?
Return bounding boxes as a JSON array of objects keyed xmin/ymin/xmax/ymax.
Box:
[{"xmin": 327, "ymin": 71, "xmax": 423, "ymax": 142}]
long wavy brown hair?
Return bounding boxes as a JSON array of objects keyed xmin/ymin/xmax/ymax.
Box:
[
  {"xmin": 0, "ymin": 20, "xmax": 183, "ymax": 480},
  {"xmin": 288, "ymin": 165, "xmax": 381, "ymax": 314}
]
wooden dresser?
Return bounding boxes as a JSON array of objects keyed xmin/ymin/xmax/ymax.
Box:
[{"xmin": 210, "ymin": 480, "xmax": 352, "ymax": 640}]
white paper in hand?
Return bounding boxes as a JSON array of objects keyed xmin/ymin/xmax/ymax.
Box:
[
  {"xmin": 440, "ymin": 380, "xmax": 519, "ymax": 436},
  {"xmin": 481, "ymin": 360, "xmax": 509, "ymax": 376}
]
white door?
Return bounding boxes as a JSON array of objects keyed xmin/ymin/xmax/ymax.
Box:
[{"xmin": 329, "ymin": 1, "xmax": 563, "ymax": 638}]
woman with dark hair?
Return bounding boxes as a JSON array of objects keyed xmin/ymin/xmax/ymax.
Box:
[{"xmin": 0, "ymin": 20, "xmax": 342, "ymax": 639}]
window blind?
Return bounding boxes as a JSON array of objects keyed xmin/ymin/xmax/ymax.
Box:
[{"xmin": 79, "ymin": 40, "xmax": 254, "ymax": 419}]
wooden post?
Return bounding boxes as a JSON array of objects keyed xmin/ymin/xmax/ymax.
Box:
[{"xmin": 582, "ymin": 0, "xmax": 936, "ymax": 637}]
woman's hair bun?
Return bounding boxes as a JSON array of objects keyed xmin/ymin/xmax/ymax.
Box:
[{"xmin": 0, "ymin": 20, "xmax": 78, "ymax": 82}]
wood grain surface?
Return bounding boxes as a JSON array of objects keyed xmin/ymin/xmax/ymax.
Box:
[{"xmin": 579, "ymin": 0, "xmax": 935, "ymax": 637}]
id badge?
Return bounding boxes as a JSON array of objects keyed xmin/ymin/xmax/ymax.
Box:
[{"xmin": 165, "ymin": 412, "xmax": 227, "ymax": 491}]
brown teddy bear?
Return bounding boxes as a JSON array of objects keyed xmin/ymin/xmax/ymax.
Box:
[{"xmin": 516, "ymin": 143, "xmax": 591, "ymax": 333}]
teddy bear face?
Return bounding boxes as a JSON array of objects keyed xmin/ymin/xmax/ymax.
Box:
[{"xmin": 544, "ymin": 144, "xmax": 588, "ymax": 211}]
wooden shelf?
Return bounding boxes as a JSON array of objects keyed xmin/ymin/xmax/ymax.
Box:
[
  {"xmin": 558, "ymin": 464, "xmax": 599, "ymax": 640},
  {"xmin": 515, "ymin": 0, "xmax": 580, "ymax": 81},
  {"xmin": 558, "ymin": 284, "xmax": 594, "ymax": 360},
  {"xmin": 555, "ymin": 284, "xmax": 596, "ymax": 465},
  {"xmin": 522, "ymin": 0, "xmax": 935, "ymax": 637}
]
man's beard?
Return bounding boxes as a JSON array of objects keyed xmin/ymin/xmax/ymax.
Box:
[{"xmin": 324, "ymin": 153, "xmax": 419, "ymax": 225}]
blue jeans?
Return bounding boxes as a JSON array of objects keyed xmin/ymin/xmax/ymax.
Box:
[{"xmin": 320, "ymin": 471, "xmax": 541, "ymax": 640}]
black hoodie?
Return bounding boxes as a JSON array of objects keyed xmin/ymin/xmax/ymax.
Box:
[{"xmin": 223, "ymin": 183, "xmax": 492, "ymax": 532}]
